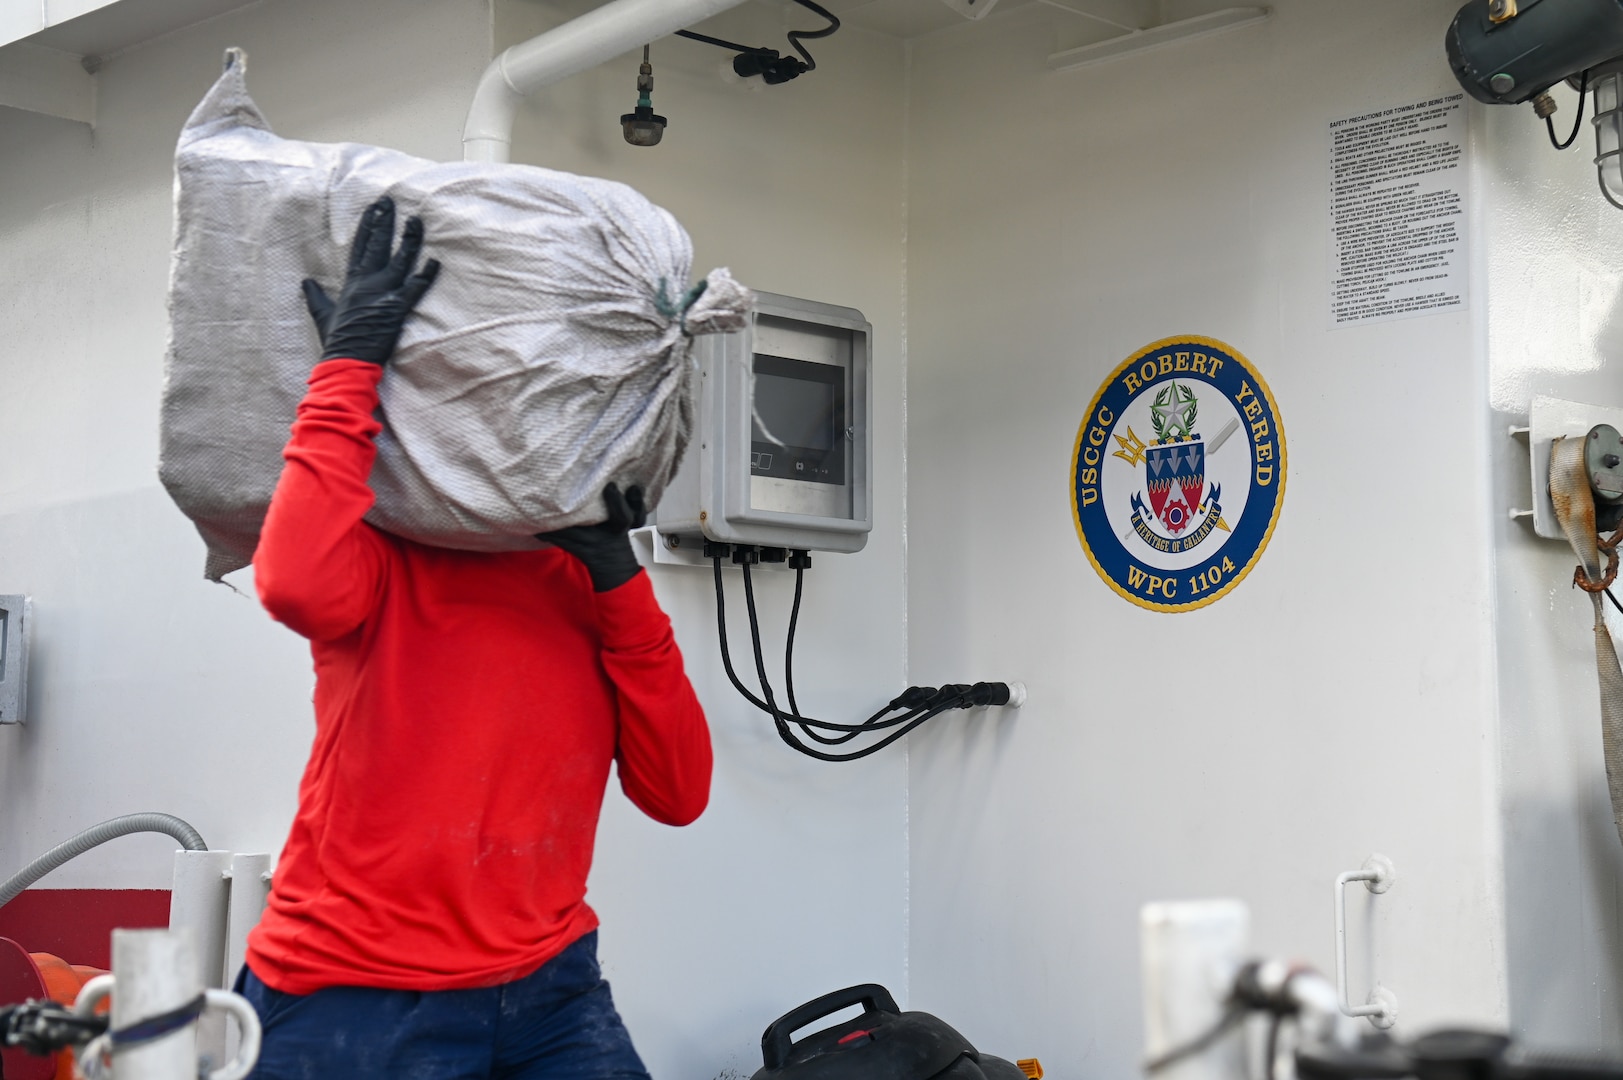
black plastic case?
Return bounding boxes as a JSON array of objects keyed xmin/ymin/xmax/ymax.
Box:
[{"xmin": 749, "ymin": 984, "xmax": 1026, "ymax": 1080}]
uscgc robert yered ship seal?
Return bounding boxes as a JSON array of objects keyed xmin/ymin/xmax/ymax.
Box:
[{"xmin": 1071, "ymin": 336, "xmax": 1286, "ymax": 613}]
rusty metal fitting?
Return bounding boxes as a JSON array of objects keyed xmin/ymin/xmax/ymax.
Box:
[
  {"xmin": 1489, "ymin": 0, "xmax": 1518, "ymax": 24},
  {"xmin": 1533, "ymin": 92, "xmax": 1559, "ymax": 120},
  {"xmin": 1574, "ymin": 545, "xmax": 1620, "ymax": 593}
]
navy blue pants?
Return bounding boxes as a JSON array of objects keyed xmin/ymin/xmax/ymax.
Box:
[{"xmin": 237, "ymin": 932, "xmax": 652, "ymax": 1080}]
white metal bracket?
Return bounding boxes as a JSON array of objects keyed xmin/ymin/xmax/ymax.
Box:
[
  {"xmin": 1046, "ymin": 6, "xmax": 1271, "ymax": 73},
  {"xmin": 629, "ymin": 526, "xmax": 792, "ymax": 572},
  {"xmin": 1334, "ymin": 855, "xmax": 1397, "ymax": 1029}
]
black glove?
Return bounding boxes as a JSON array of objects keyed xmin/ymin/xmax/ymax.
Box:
[
  {"xmin": 302, "ymin": 196, "xmax": 440, "ymax": 365},
  {"xmin": 536, "ymin": 483, "xmax": 647, "ymax": 593}
]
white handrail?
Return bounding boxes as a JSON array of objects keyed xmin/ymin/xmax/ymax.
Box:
[{"xmin": 1332, "ymin": 855, "xmax": 1397, "ymax": 1029}]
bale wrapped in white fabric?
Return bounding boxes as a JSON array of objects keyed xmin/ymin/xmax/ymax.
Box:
[{"xmin": 159, "ymin": 49, "xmax": 751, "ymax": 580}]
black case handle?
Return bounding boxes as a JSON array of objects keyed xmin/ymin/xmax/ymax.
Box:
[{"xmin": 761, "ymin": 984, "xmax": 901, "ymax": 1069}]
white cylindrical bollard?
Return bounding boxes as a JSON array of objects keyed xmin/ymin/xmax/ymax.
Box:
[
  {"xmin": 224, "ymin": 853, "xmax": 272, "ymax": 987},
  {"xmin": 111, "ymin": 928, "xmax": 201, "ymax": 1080},
  {"xmin": 223, "ymin": 853, "xmax": 272, "ymax": 1063},
  {"xmin": 171, "ymin": 850, "xmax": 233, "ymax": 1070},
  {"xmin": 1140, "ymin": 899, "xmax": 1251, "ymax": 1080}
]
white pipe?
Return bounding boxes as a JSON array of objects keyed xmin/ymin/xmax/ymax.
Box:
[
  {"xmin": 223, "ymin": 853, "xmax": 272, "ymax": 988},
  {"xmin": 220, "ymin": 853, "xmax": 272, "ymax": 1067},
  {"xmin": 114, "ymin": 929, "xmax": 202, "ymax": 1080},
  {"xmin": 169, "ymin": 852, "xmax": 233, "ymax": 988},
  {"xmin": 1140, "ymin": 900, "xmax": 1250, "ymax": 1080},
  {"xmin": 463, "ymin": 0, "xmax": 754, "ymax": 162},
  {"xmin": 73, "ymin": 935, "xmax": 263, "ymax": 1080},
  {"xmin": 170, "ymin": 850, "xmax": 234, "ymax": 1070}
]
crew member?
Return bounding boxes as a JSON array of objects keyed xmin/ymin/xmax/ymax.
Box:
[{"xmin": 238, "ymin": 197, "xmax": 712, "ymax": 1079}]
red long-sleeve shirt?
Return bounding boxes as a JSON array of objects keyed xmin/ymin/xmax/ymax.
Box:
[{"xmin": 245, "ymin": 358, "xmax": 711, "ymax": 995}]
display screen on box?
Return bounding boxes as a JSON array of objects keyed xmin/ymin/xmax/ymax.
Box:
[{"xmin": 750, "ymin": 354, "xmax": 846, "ymax": 486}]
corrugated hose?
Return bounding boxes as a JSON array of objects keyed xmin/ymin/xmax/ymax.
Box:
[
  {"xmin": 0, "ymin": 814, "xmax": 208, "ymax": 908},
  {"xmin": 1549, "ymin": 436, "xmax": 1623, "ymax": 848}
]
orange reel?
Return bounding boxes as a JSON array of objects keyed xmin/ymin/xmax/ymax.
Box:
[{"xmin": 0, "ymin": 937, "xmax": 109, "ymax": 1080}]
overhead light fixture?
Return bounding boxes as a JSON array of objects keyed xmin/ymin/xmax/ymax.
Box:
[
  {"xmin": 621, "ymin": 45, "xmax": 667, "ymax": 147},
  {"xmin": 1445, "ymin": 0, "xmax": 1623, "ymax": 206}
]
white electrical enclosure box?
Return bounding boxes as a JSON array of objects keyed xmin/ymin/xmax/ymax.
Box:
[{"xmin": 654, "ymin": 292, "xmax": 872, "ymax": 554}]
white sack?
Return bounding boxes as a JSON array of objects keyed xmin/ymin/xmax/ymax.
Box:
[{"xmin": 159, "ymin": 49, "xmax": 750, "ymax": 580}]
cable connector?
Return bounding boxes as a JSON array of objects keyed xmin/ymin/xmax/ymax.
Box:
[
  {"xmin": 1, "ymin": 1000, "xmax": 108, "ymax": 1056},
  {"xmin": 895, "ymin": 683, "xmax": 1027, "ymax": 711},
  {"xmin": 943, "ymin": 682, "xmax": 1028, "ymax": 708},
  {"xmin": 709, "ymin": 552, "xmax": 1022, "ymax": 762},
  {"xmin": 892, "ymin": 686, "xmax": 938, "ymax": 711},
  {"xmin": 676, "ymin": 0, "xmax": 839, "ymax": 85},
  {"xmin": 969, "ymin": 681, "xmax": 1027, "ymax": 708},
  {"xmin": 732, "ymin": 48, "xmax": 808, "ymax": 84}
]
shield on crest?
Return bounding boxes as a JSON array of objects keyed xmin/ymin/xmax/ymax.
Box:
[{"xmin": 1145, "ymin": 439, "xmax": 1206, "ymax": 535}]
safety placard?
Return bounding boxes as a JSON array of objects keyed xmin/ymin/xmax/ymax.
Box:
[
  {"xmin": 1071, "ymin": 337, "xmax": 1286, "ymax": 613},
  {"xmin": 1329, "ymin": 94, "xmax": 1468, "ymax": 326}
]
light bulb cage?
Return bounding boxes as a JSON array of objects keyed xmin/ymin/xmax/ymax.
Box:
[{"xmin": 1595, "ymin": 69, "xmax": 1623, "ymax": 209}]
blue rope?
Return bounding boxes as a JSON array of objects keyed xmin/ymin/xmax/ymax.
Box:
[
  {"xmin": 654, "ymin": 277, "xmax": 710, "ymax": 332},
  {"xmin": 110, "ymin": 995, "xmax": 206, "ymax": 1049}
]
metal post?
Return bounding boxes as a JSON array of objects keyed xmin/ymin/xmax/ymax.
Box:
[
  {"xmin": 1140, "ymin": 899, "xmax": 1250, "ymax": 1080},
  {"xmin": 112, "ymin": 928, "xmax": 200, "ymax": 1080},
  {"xmin": 170, "ymin": 850, "xmax": 232, "ymax": 1069},
  {"xmin": 74, "ymin": 937, "xmax": 264, "ymax": 1080},
  {"xmin": 223, "ymin": 853, "xmax": 272, "ymax": 1062},
  {"xmin": 223, "ymin": 854, "xmax": 271, "ymax": 988}
]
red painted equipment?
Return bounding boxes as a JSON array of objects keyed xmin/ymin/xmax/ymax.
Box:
[{"xmin": 0, "ymin": 936, "xmax": 108, "ymax": 1080}]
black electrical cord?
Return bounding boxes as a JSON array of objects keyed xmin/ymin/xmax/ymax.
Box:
[
  {"xmin": 711, "ymin": 556, "xmax": 916, "ymax": 733},
  {"xmin": 1607, "ymin": 587, "xmax": 1623, "ymax": 618},
  {"xmin": 743, "ymin": 560, "xmax": 963, "ymax": 760},
  {"xmin": 781, "ymin": 565, "xmax": 866, "ymax": 745},
  {"xmin": 676, "ymin": 0, "xmax": 840, "ymax": 77},
  {"xmin": 740, "ymin": 555, "xmax": 947, "ymax": 750},
  {"xmin": 1265, "ymin": 1013, "xmax": 1285, "ymax": 1080},
  {"xmin": 675, "ymin": 27, "xmax": 769, "ymax": 55},
  {"xmin": 786, "ymin": 564, "xmax": 805, "ymax": 719},
  {"xmin": 736, "ymin": 560, "xmax": 798, "ymax": 754},
  {"xmin": 1549, "ymin": 70, "xmax": 1591, "ymax": 151},
  {"xmin": 1143, "ymin": 1003, "xmax": 1247, "ymax": 1074},
  {"xmin": 711, "ymin": 553, "xmax": 983, "ymax": 761},
  {"xmin": 785, "ymin": 0, "xmax": 839, "ymax": 72},
  {"xmin": 741, "ymin": 560, "xmax": 947, "ymax": 760}
]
